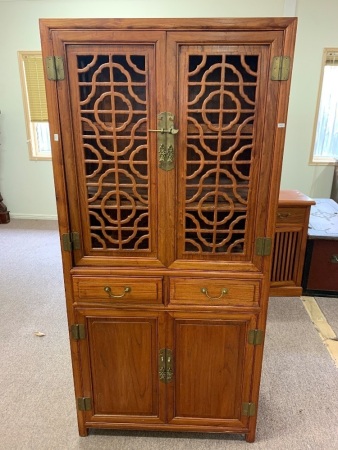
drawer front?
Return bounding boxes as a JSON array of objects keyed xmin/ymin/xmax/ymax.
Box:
[
  {"xmin": 170, "ymin": 278, "xmax": 259, "ymax": 306},
  {"xmin": 73, "ymin": 277, "xmax": 163, "ymax": 305},
  {"xmin": 276, "ymin": 207, "xmax": 306, "ymax": 224}
]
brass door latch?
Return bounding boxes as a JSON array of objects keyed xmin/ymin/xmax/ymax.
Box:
[
  {"xmin": 149, "ymin": 112, "xmax": 178, "ymax": 171},
  {"xmin": 159, "ymin": 348, "xmax": 174, "ymax": 383}
]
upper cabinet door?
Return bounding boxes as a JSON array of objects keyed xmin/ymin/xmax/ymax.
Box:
[
  {"xmin": 50, "ymin": 31, "xmax": 167, "ymax": 267},
  {"xmin": 166, "ymin": 31, "xmax": 289, "ymax": 272},
  {"xmin": 45, "ymin": 21, "xmax": 296, "ymax": 271}
]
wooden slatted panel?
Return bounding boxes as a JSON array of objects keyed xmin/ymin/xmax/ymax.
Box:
[{"xmin": 271, "ymin": 230, "xmax": 300, "ymax": 283}]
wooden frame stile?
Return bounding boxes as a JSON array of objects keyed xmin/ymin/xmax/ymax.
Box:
[
  {"xmin": 151, "ymin": 32, "xmax": 171, "ymax": 268},
  {"xmin": 39, "ymin": 18, "xmax": 297, "ymax": 442},
  {"xmin": 243, "ymin": 22, "xmax": 298, "ymax": 442},
  {"xmin": 39, "ymin": 21, "xmax": 87, "ymax": 435},
  {"xmin": 264, "ymin": 18, "xmax": 298, "ymax": 251}
]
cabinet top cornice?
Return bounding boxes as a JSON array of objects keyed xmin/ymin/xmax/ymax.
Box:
[{"xmin": 39, "ymin": 17, "xmax": 297, "ymax": 32}]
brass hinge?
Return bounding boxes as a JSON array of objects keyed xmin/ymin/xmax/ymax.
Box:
[
  {"xmin": 242, "ymin": 402, "xmax": 256, "ymax": 417},
  {"xmin": 45, "ymin": 56, "xmax": 65, "ymax": 81},
  {"xmin": 248, "ymin": 329, "xmax": 264, "ymax": 345},
  {"xmin": 159, "ymin": 348, "xmax": 174, "ymax": 383},
  {"xmin": 62, "ymin": 232, "xmax": 80, "ymax": 252},
  {"xmin": 71, "ymin": 324, "xmax": 86, "ymax": 340},
  {"xmin": 77, "ymin": 397, "xmax": 92, "ymax": 411},
  {"xmin": 255, "ymin": 237, "xmax": 272, "ymax": 256},
  {"xmin": 271, "ymin": 56, "xmax": 291, "ymax": 81}
]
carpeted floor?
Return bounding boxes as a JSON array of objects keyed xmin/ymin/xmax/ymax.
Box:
[{"xmin": 1, "ymin": 219, "xmax": 338, "ymax": 449}]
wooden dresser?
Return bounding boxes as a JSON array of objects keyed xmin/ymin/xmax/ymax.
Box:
[
  {"xmin": 40, "ymin": 18, "xmax": 297, "ymax": 442},
  {"xmin": 270, "ymin": 190, "xmax": 315, "ymax": 297}
]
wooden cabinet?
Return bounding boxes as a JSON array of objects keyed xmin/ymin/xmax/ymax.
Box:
[
  {"xmin": 270, "ymin": 190, "xmax": 315, "ymax": 296},
  {"xmin": 40, "ymin": 18, "xmax": 297, "ymax": 442},
  {"xmin": 302, "ymin": 198, "xmax": 338, "ymax": 296}
]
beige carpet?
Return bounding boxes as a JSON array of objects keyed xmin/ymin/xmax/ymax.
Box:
[{"xmin": 1, "ymin": 219, "xmax": 338, "ymax": 449}]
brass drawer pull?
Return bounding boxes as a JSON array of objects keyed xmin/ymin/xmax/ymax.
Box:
[
  {"xmin": 200, "ymin": 287, "xmax": 228, "ymax": 300},
  {"xmin": 277, "ymin": 212, "xmax": 291, "ymax": 219},
  {"xmin": 104, "ymin": 286, "xmax": 132, "ymax": 298},
  {"xmin": 331, "ymin": 255, "xmax": 338, "ymax": 264}
]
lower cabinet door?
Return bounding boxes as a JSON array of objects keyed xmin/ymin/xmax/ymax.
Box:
[
  {"xmin": 74, "ymin": 308, "xmax": 258, "ymax": 431},
  {"xmin": 166, "ymin": 311, "xmax": 257, "ymax": 430},
  {"xmin": 75, "ymin": 308, "xmax": 166, "ymax": 425}
]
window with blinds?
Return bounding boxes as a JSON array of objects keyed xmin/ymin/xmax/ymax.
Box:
[
  {"xmin": 311, "ymin": 49, "xmax": 338, "ymax": 165},
  {"xmin": 18, "ymin": 51, "xmax": 51, "ymax": 160}
]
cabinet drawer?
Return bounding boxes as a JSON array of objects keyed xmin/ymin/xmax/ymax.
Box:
[
  {"xmin": 170, "ymin": 278, "xmax": 259, "ymax": 306},
  {"xmin": 73, "ymin": 277, "xmax": 163, "ymax": 305},
  {"xmin": 276, "ymin": 207, "xmax": 306, "ymax": 224}
]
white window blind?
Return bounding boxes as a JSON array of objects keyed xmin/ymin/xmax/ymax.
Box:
[
  {"xmin": 22, "ymin": 54, "xmax": 48, "ymax": 122},
  {"xmin": 19, "ymin": 51, "xmax": 51, "ymax": 160}
]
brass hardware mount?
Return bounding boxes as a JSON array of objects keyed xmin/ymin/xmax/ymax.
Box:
[
  {"xmin": 71, "ymin": 324, "xmax": 86, "ymax": 340},
  {"xmin": 242, "ymin": 402, "xmax": 256, "ymax": 417},
  {"xmin": 200, "ymin": 287, "xmax": 228, "ymax": 300},
  {"xmin": 150, "ymin": 112, "xmax": 178, "ymax": 171},
  {"xmin": 62, "ymin": 231, "xmax": 80, "ymax": 252},
  {"xmin": 159, "ymin": 348, "xmax": 174, "ymax": 383},
  {"xmin": 271, "ymin": 56, "xmax": 290, "ymax": 81},
  {"xmin": 45, "ymin": 56, "xmax": 65, "ymax": 81},
  {"xmin": 248, "ymin": 329, "xmax": 264, "ymax": 346},
  {"xmin": 104, "ymin": 286, "xmax": 131, "ymax": 298},
  {"xmin": 255, "ymin": 237, "xmax": 272, "ymax": 256},
  {"xmin": 77, "ymin": 397, "xmax": 92, "ymax": 411}
]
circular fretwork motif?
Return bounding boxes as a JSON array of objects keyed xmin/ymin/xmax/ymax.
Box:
[
  {"xmin": 197, "ymin": 192, "xmax": 234, "ymax": 225},
  {"xmin": 201, "ymin": 90, "xmax": 241, "ymax": 133}
]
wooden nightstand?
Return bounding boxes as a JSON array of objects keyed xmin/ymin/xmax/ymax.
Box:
[{"xmin": 270, "ymin": 190, "xmax": 315, "ymax": 297}]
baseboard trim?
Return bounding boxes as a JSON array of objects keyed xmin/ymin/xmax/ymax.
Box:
[{"xmin": 10, "ymin": 214, "xmax": 58, "ymax": 221}]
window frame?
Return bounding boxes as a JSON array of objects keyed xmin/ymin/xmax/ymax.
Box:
[
  {"xmin": 310, "ymin": 48, "xmax": 338, "ymax": 166},
  {"xmin": 18, "ymin": 51, "xmax": 52, "ymax": 161}
]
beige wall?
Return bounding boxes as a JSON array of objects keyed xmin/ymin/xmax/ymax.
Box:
[
  {"xmin": 281, "ymin": 0, "xmax": 337, "ymax": 196},
  {"xmin": 0, "ymin": 0, "xmax": 335, "ymax": 218}
]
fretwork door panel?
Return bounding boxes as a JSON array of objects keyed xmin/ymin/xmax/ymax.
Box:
[
  {"xmin": 52, "ymin": 32, "xmax": 167, "ymax": 267},
  {"xmin": 54, "ymin": 29, "xmax": 284, "ymax": 271},
  {"xmin": 167, "ymin": 32, "xmax": 284, "ymax": 271}
]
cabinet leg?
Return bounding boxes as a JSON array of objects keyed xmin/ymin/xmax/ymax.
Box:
[
  {"xmin": 78, "ymin": 424, "xmax": 89, "ymax": 437},
  {"xmin": 245, "ymin": 429, "xmax": 256, "ymax": 443}
]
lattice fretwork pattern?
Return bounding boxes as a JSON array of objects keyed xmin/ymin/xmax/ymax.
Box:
[
  {"xmin": 77, "ymin": 53, "xmax": 151, "ymax": 251},
  {"xmin": 183, "ymin": 54, "xmax": 259, "ymax": 255}
]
